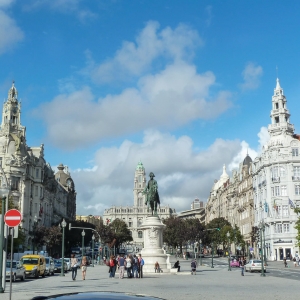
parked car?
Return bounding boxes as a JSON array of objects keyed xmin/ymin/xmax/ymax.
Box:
[
  {"xmin": 71, "ymin": 247, "xmax": 81, "ymax": 254},
  {"xmin": 76, "ymin": 257, "xmax": 82, "ymax": 269},
  {"xmin": 6, "ymin": 260, "xmax": 26, "ymax": 282},
  {"xmin": 53, "ymin": 259, "xmax": 68, "ymax": 273},
  {"xmin": 230, "ymin": 259, "xmax": 240, "ymax": 268},
  {"xmin": 45, "ymin": 257, "xmax": 55, "ymax": 276},
  {"xmin": 62, "ymin": 258, "xmax": 71, "ymax": 271},
  {"xmin": 245, "ymin": 259, "xmax": 266, "ymax": 273}
]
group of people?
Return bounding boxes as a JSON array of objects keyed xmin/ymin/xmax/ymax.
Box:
[
  {"xmin": 105, "ymin": 254, "xmax": 145, "ymax": 279},
  {"xmin": 283, "ymin": 256, "xmax": 300, "ymax": 267}
]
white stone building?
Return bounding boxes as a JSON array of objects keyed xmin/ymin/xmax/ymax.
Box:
[
  {"xmin": 177, "ymin": 198, "xmax": 206, "ymax": 223},
  {"xmin": 252, "ymin": 78, "xmax": 300, "ymax": 261},
  {"xmin": 103, "ymin": 161, "xmax": 176, "ymax": 244},
  {"xmin": 0, "ymin": 83, "xmax": 76, "ymax": 249}
]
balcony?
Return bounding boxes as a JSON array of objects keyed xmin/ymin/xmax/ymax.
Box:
[
  {"xmin": 292, "ymin": 176, "xmax": 300, "ymax": 181},
  {"xmin": 272, "ymin": 177, "xmax": 280, "ymax": 183}
]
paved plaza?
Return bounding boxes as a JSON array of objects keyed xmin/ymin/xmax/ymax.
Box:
[{"xmin": 2, "ymin": 258, "xmax": 300, "ymax": 300}]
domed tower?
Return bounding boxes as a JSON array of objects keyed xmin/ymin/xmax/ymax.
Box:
[
  {"xmin": 242, "ymin": 154, "xmax": 252, "ymax": 178},
  {"xmin": 133, "ymin": 161, "xmax": 146, "ymax": 207}
]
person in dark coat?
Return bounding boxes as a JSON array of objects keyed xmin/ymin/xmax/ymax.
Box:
[{"xmin": 173, "ymin": 260, "xmax": 180, "ymax": 272}]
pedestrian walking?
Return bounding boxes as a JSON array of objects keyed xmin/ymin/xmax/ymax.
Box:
[
  {"xmin": 239, "ymin": 258, "xmax": 244, "ymax": 276},
  {"xmin": 138, "ymin": 254, "xmax": 144, "ymax": 278},
  {"xmin": 132, "ymin": 254, "xmax": 139, "ymax": 278},
  {"xmin": 118, "ymin": 254, "xmax": 125, "ymax": 279},
  {"xmin": 191, "ymin": 259, "xmax": 197, "ymax": 275},
  {"xmin": 283, "ymin": 257, "xmax": 287, "ymax": 268},
  {"xmin": 296, "ymin": 256, "xmax": 299, "ymax": 266},
  {"xmin": 126, "ymin": 255, "xmax": 132, "ymax": 278},
  {"xmin": 108, "ymin": 255, "xmax": 116, "ymax": 278},
  {"xmin": 81, "ymin": 256, "xmax": 87, "ymax": 280},
  {"xmin": 293, "ymin": 257, "xmax": 297, "ymax": 267},
  {"xmin": 71, "ymin": 254, "xmax": 78, "ymax": 280}
]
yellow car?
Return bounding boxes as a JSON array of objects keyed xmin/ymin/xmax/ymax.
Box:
[{"xmin": 20, "ymin": 255, "xmax": 46, "ymax": 278}]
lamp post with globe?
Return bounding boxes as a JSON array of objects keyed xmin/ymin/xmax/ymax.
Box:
[
  {"xmin": 92, "ymin": 234, "xmax": 95, "ymax": 267},
  {"xmin": 0, "ymin": 166, "xmax": 10, "ymax": 293},
  {"xmin": 227, "ymin": 232, "xmax": 231, "ymax": 271},
  {"xmin": 81, "ymin": 230, "xmax": 85, "ymax": 258},
  {"xmin": 60, "ymin": 219, "xmax": 66, "ymax": 277}
]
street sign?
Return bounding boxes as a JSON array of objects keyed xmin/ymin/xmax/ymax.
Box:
[{"xmin": 4, "ymin": 209, "xmax": 22, "ymax": 227}]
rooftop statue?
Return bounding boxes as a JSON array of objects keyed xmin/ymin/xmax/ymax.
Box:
[{"xmin": 143, "ymin": 172, "xmax": 160, "ymax": 216}]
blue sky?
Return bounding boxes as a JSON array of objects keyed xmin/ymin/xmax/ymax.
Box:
[{"xmin": 1, "ymin": 0, "xmax": 300, "ymax": 215}]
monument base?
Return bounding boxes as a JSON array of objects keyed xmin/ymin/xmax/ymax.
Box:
[{"xmin": 140, "ymin": 216, "xmax": 172, "ymax": 273}]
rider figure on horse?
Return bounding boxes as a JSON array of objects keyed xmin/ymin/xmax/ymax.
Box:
[{"xmin": 143, "ymin": 172, "xmax": 160, "ymax": 216}]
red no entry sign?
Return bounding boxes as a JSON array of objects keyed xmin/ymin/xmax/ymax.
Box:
[{"xmin": 4, "ymin": 209, "xmax": 22, "ymax": 227}]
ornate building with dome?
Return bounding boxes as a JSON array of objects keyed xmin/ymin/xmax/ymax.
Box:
[
  {"xmin": 205, "ymin": 156, "xmax": 255, "ymax": 254},
  {"xmin": 252, "ymin": 79, "xmax": 300, "ymax": 261},
  {"xmin": 103, "ymin": 161, "xmax": 176, "ymax": 244},
  {"xmin": 0, "ymin": 83, "xmax": 76, "ymax": 250}
]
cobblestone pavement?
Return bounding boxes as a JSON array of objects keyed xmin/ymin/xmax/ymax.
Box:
[{"xmin": 2, "ymin": 258, "xmax": 300, "ymax": 300}]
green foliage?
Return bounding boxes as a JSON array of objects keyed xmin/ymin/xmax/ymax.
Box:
[
  {"xmin": 163, "ymin": 216, "xmax": 187, "ymax": 250},
  {"xmin": 206, "ymin": 217, "xmax": 231, "ymax": 247},
  {"xmin": 294, "ymin": 208, "xmax": 300, "ymax": 247},
  {"xmin": 96, "ymin": 218, "xmax": 132, "ymax": 249}
]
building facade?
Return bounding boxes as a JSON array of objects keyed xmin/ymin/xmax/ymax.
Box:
[
  {"xmin": 0, "ymin": 83, "xmax": 76, "ymax": 249},
  {"xmin": 177, "ymin": 198, "xmax": 206, "ymax": 223},
  {"xmin": 252, "ymin": 79, "xmax": 300, "ymax": 261},
  {"xmin": 205, "ymin": 159, "xmax": 255, "ymax": 252},
  {"xmin": 103, "ymin": 161, "xmax": 176, "ymax": 244}
]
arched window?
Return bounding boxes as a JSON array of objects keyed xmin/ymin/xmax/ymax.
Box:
[{"xmin": 138, "ymin": 231, "xmax": 143, "ymax": 238}]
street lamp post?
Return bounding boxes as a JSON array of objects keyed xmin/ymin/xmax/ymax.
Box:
[
  {"xmin": 259, "ymin": 222, "xmax": 265, "ymax": 277},
  {"xmin": 81, "ymin": 230, "xmax": 85, "ymax": 257},
  {"xmin": 32, "ymin": 215, "xmax": 38, "ymax": 254},
  {"xmin": 199, "ymin": 239, "xmax": 202, "ymax": 267},
  {"xmin": 92, "ymin": 234, "xmax": 95, "ymax": 267},
  {"xmin": 247, "ymin": 241, "xmax": 250, "ymax": 262},
  {"xmin": 60, "ymin": 219, "xmax": 66, "ymax": 277},
  {"xmin": 0, "ymin": 167, "xmax": 9, "ymax": 293},
  {"xmin": 227, "ymin": 232, "xmax": 231, "ymax": 271},
  {"xmin": 263, "ymin": 225, "xmax": 267, "ymax": 266},
  {"xmin": 211, "ymin": 241, "xmax": 214, "ymax": 268}
]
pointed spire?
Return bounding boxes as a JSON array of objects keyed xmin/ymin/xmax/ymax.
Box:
[
  {"xmin": 276, "ymin": 78, "xmax": 281, "ymax": 90},
  {"xmin": 8, "ymin": 81, "xmax": 18, "ymax": 101}
]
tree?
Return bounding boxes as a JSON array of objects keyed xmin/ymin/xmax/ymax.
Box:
[
  {"xmin": 163, "ymin": 216, "xmax": 188, "ymax": 253},
  {"xmin": 294, "ymin": 207, "xmax": 300, "ymax": 247},
  {"xmin": 206, "ymin": 217, "xmax": 231, "ymax": 249},
  {"xmin": 96, "ymin": 218, "xmax": 132, "ymax": 250}
]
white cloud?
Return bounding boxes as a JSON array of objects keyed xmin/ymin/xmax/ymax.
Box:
[
  {"xmin": 37, "ymin": 61, "xmax": 232, "ymax": 150},
  {"xmin": 0, "ymin": 9, "xmax": 24, "ymax": 54},
  {"xmin": 257, "ymin": 126, "xmax": 269, "ymax": 151},
  {"xmin": 24, "ymin": 0, "xmax": 96, "ymax": 21},
  {"xmin": 0, "ymin": 0, "xmax": 15, "ymax": 8},
  {"xmin": 228, "ymin": 140, "xmax": 257, "ymax": 171},
  {"xmin": 91, "ymin": 21, "xmax": 202, "ymax": 83},
  {"xmin": 240, "ymin": 62, "xmax": 263, "ymax": 91},
  {"xmin": 70, "ymin": 130, "xmax": 242, "ymax": 215}
]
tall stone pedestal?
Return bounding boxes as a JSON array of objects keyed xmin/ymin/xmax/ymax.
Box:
[{"xmin": 140, "ymin": 216, "xmax": 171, "ymax": 273}]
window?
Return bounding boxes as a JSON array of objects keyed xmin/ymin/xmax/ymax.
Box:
[
  {"xmin": 281, "ymin": 186, "xmax": 287, "ymax": 196},
  {"xmin": 40, "ymin": 187, "xmax": 43, "ymax": 198},
  {"xmin": 128, "ymin": 222, "xmax": 132, "ymax": 227},
  {"xmin": 282, "ymin": 205, "xmax": 289, "ymax": 216},
  {"xmin": 138, "ymin": 231, "xmax": 143, "ymax": 238},
  {"xmin": 275, "ymin": 116, "xmax": 279, "ymax": 123},
  {"xmin": 34, "ymin": 203, "xmax": 37, "ymax": 213},
  {"xmin": 36, "ymin": 169, "xmax": 39, "ymax": 178},
  {"xmin": 138, "ymin": 175, "xmax": 142, "ymax": 183},
  {"xmin": 280, "ymin": 167, "xmax": 286, "ymax": 177},
  {"xmin": 283, "ymin": 223, "xmax": 289, "ymax": 233},
  {"xmin": 294, "ymin": 166, "xmax": 300, "ymax": 176},
  {"xmin": 275, "ymin": 186, "xmax": 280, "ymax": 196},
  {"xmin": 276, "ymin": 223, "xmax": 282, "ymax": 233},
  {"xmin": 272, "ymin": 167, "xmax": 279, "ymax": 178},
  {"xmin": 35, "ymin": 186, "xmax": 38, "ymax": 196},
  {"xmin": 11, "ymin": 176, "xmax": 20, "ymax": 191},
  {"xmin": 292, "ymin": 148, "xmax": 299, "ymax": 157},
  {"xmin": 275, "ymin": 103, "xmax": 279, "ymax": 109},
  {"xmin": 271, "ymin": 187, "xmax": 274, "ymax": 196},
  {"xmin": 277, "ymin": 206, "xmax": 282, "ymax": 216},
  {"xmin": 295, "ymin": 185, "xmax": 300, "ymax": 195}
]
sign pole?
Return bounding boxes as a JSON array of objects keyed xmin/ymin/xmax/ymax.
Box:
[{"xmin": 9, "ymin": 227, "xmax": 14, "ymax": 300}]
